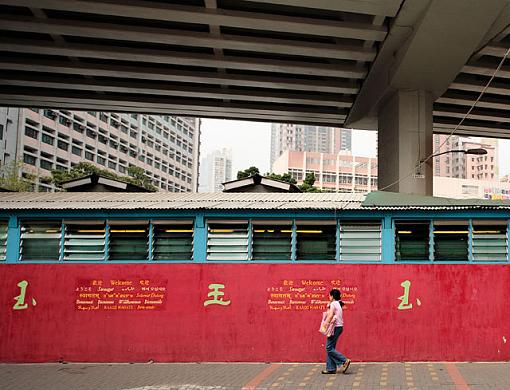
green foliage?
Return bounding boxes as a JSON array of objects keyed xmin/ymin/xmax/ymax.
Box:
[
  {"xmin": 298, "ymin": 172, "xmax": 322, "ymax": 192},
  {"xmin": 237, "ymin": 166, "xmax": 260, "ymax": 180},
  {"xmin": 51, "ymin": 162, "xmax": 157, "ymax": 191},
  {"xmin": 264, "ymin": 172, "xmax": 297, "ymax": 184},
  {"xmin": 0, "ymin": 159, "xmax": 34, "ymax": 192},
  {"xmin": 303, "ymin": 172, "xmax": 316, "ymax": 186}
]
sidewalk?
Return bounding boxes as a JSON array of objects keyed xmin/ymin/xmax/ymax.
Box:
[{"xmin": 1, "ymin": 362, "xmax": 509, "ymax": 390}]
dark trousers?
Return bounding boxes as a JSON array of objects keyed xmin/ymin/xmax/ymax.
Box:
[{"xmin": 325, "ymin": 326, "xmax": 347, "ymax": 371}]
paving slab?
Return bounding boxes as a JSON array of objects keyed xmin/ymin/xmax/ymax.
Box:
[{"xmin": 1, "ymin": 362, "xmax": 509, "ymax": 390}]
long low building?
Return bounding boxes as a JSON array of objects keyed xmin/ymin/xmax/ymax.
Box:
[{"xmin": 1, "ymin": 191, "xmax": 510, "ymax": 363}]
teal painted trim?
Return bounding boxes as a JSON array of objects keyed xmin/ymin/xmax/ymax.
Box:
[
  {"xmin": 6, "ymin": 216, "xmax": 20, "ymax": 263},
  {"xmin": 429, "ymin": 220, "xmax": 435, "ymax": 261},
  {"xmin": 381, "ymin": 216, "xmax": 393, "ymax": 263},
  {"xmin": 508, "ymin": 220, "xmax": 510, "ymax": 262},
  {"xmin": 247, "ymin": 220, "xmax": 253, "ymax": 261},
  {"xmin": 291, "ymin": 219, "xmax": 297, "ymax": 262},
  {"xmin": 468, "ymin": 219, "xmax": 474, "ymax": 262},
  {"xmin": 148, "ymin": 222, "xmax": 154, "ymax": 261},
  {"xmin": 12, "ymin": 259, "xmax": 510, "ymax": 264},
  {"xmin": 335, "ymin": 219, "xmax": 341, "ymax": 262},
  {"xmin": 104, "ymin": 223, "xmax": 110, "ymax": 262},
  {"xmin": 59, "ymin": 221, "xmax": 65, "ymax": 262},
  {"xmin": 193, "ymin": 213, "xmax": 206, "ymax": 263}
]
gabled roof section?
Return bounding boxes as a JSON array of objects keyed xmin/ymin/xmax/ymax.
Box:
[{"xmin": 222, "ymin": 173, "xmax": 301, "ymax": 192}]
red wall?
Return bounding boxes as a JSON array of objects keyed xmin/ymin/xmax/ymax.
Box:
[{"xmin": 1, "ymin": 264, "xmax": 510, "ymax": 362}]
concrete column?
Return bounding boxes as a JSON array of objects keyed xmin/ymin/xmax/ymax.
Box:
[{"xmin": 378, "ymin": 90, "xmax": 433, "ymax": 195}]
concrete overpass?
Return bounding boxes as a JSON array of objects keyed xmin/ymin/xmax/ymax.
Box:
[{"xmin": 0, "ymin": 0, "xmax": 509, "ymax": 194}]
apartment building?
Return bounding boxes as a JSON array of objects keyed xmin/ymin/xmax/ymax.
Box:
[
  {"xmin": 272, "ymin": 150, "xmax": 377, "ymax": 193},
  {"xmin": 0, "ymin": 107, "xmax": 200, "ymax": 192},
  {"xmin": 433, "ymin": 134, "xmax": 498, "ymax": 181},
  {"xmin": 270, "ymin": 124, "xmax": 352, "ymax": 167}
]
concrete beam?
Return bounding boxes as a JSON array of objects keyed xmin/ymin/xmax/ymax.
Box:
[
  {"xmin": 0, "ymin": 75, "xmax": 353, "ymax": 108},
  {"xmin": 0, "ymin": 16, "xmax": 375, "ymax": 64},
  {"xmin": 0, "ymin": 99, "xmax": 345, "ymax": 126},
  {"xmin": 450, "ymin": 74, "xmax": 510, "ymax": 96},
  {"xmin": 437, "ymin": 91, "xmax": 510, "ymax": 111},
  {"xmin": 345, "ymin": 0, "xmax": 510, "ymax": 129},
  {"xmin": 0, "ymin": 58, "xmax": 358, "ymax": 94},
  {"xmin": 246, "ymin": 0, "xmax": 403, "ymax": 17},
  {"xmin": 0, "ymin": 38, "xmax": 372, "ymax": 76},
  {"xmin": 0, "ymin": 89, "xmax": 347, "ymax": 120},
  {"xmin": 0, "ymin": 0, "xmax": 388, "ymax": 40}
]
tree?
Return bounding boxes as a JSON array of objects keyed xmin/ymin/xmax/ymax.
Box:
[
  {"xmin": 237, "ymin": 166, "xmax": 259, "ymax": 180},
  {"xmin": 51, "ymin": 162, "xmax": 157, "ymax": 191},
  {"xmin": 127, "ymin": 166, "xmax": 154, "ymax": 189},
  {"xmin": 0, "ymin": 159, "xmax": 34, "ymax": 191},
  {"xmin": 265, "ymin": 172, "xmax": 297, "ymax": 184},
  {"xmin": 298, "ymin": 172, "xmax": 322, "ymax": 192}
]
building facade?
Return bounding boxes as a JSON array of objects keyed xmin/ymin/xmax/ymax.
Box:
[
  {"xmin": 432, "ymin": 135, "xmax": 498, "ymax": 181},
  {"xmin": 0, "ymin": 108, "xmax": 200, "ymax": 192},
  {"xmin": 272, "ymin": 150, "xmax": 377, "ymax": 193},
  {"xmin": 433, "ymin": 176, "xmax": 510, "ymax": 200},
  {"xmin": 199, "ymin": 148, "xmax": 232, "ymax": 192},
  {"xmin": 270, "ymin": 124, "xmax": 352, "ymax": 168}
]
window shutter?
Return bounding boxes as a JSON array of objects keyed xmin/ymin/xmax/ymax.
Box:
[
  {"xmin": 252, "ymin": 222, "xmax": 292, "ymax": 260},
  {"xmin": 108, "ymin": 222, "xmax": 149, "ymax": 260},
  {"xmin": 0, "ymin": 222, "xmax": 7, "ymax": 261},
  {"xmin": 472, "ymin": 222, "xmax": 508, "ymax": 261},
  {"xmin": 20, "ymin": 222, "xmax": 61, "ymax": 261},
  {"xmin": 340, "ymin": 222, "xmax": 381, "ymax": 261},
  {"xmin": 207, "ymin": 221, "xmax": 248, "ymax": 261},
  {"xmin": 64, "ymin": 222, "xmax": 105, "ymax": 261},
  {"xmin": 153, "ymin": 222, "xmax": 194, "ymax": 260}
]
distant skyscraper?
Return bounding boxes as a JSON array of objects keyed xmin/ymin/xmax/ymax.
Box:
[
  {"xmin": 199, "ymin": 148, "xmax": 232, "ymax": 192},
  {"xmin": 270, "ymin": 124, "xmax": 352, "ymax": 168}
]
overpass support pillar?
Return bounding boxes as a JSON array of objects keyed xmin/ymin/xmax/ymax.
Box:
[{"xmin": 377, "ymin": 90, "xmax": 433, "ymax": 195}]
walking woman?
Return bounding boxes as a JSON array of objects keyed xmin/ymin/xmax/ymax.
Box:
[{"xmin": 321, "ymin": 288, "xmax": 351, "ymax": 374}]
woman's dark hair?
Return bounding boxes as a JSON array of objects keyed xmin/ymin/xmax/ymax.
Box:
[
  {"xmin": 329, "ymin": 289, "xmax": 341, "ymax": 300},
  {"xmin": 330, "ymin": 288, "xmax": 345, "ymax": 307}
]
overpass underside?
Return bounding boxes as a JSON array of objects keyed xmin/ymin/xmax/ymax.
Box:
[{"xmin": 0, "ymin": 0, "xmax": 509, "ymax": 194}]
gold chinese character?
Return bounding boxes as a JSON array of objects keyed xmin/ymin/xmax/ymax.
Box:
[
  {"xmin": 398, "ymin": 280, "xmax": 421, "ymax": 310},
  {"xmin": 204, "ymin": 283, "xmax": 231, "ymax": 307},
  {"xmin": 13, "ymin": 280, "xmax": 37, "ymax": 310}
]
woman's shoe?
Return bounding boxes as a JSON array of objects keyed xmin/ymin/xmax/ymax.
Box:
[
  {"xmin": 321, "ymin": 370, "xmax": 337, "ymax": 374},
  {"xmin": 341, "ymin": 359, "xmax": 351, "ymax": 374}
]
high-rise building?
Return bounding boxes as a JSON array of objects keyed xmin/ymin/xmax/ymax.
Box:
[
  {"xmin": 270, "ymin": 124, "xmax": 352, "ymax": 168},
  {"xmin": 199, "ymin": 148, "xmax": 232, "ymax": 192},
  {"xmin": 272, "ymin": 150, "xmax": 377, "ymax": 193},
  {"xmin": 432, "ymin": 135, "xmax": 498, "ymax": 181},
  {"xmin": 0, "ymin": 108, "xmax": 200, "ymax": 192}
]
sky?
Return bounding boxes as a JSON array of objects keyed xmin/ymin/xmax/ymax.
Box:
[
  {"xmin": 200, "ymin": 119, "xmax": 378, "ymax": 175},
  {"xmin": 200, "ymin": 119, "xmax": 510, "ymax": 178}
]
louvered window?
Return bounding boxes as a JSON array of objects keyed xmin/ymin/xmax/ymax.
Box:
[
  {"xmin": 207, "ymin": 220, "xmax": 248, "ymax": 261},
  {"xmin": 252, "ymin": 220, "xmax": 292, "ymax": 260},
  {"xmin": 108, "ymin": 221, "xmax": 149, "ymax": 260},
  {"xmin": 20, "ymin": 221, "xmax": 61, "ymax": 261},
  {"xmin": 472, "ymin": 220, "xmax": 508, "ymax": 261},
  {"xmin": 395, "ymin": 221, "xmax": 430, "ymax": 261},
  {"xmin": 0, "ymin": 221, "xmax": 7, "ymax": 261},
  {"xmin": 64, "ymin": 221, "xmax": 105, "ymax": 261},
  {"xmin": 340, "ymin": 222, "xmax": 381, "ymax": 261},
  {"xmin": 433, "ymin": 221, "xmax": 468, "ymax": 261},
  {"xmin": 153, "ymin": 220, "xmax": 194, "ymax": 260},
  {"xmin": 296, "ymin": 221, "xmax": 336, "ymax": 261}
]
